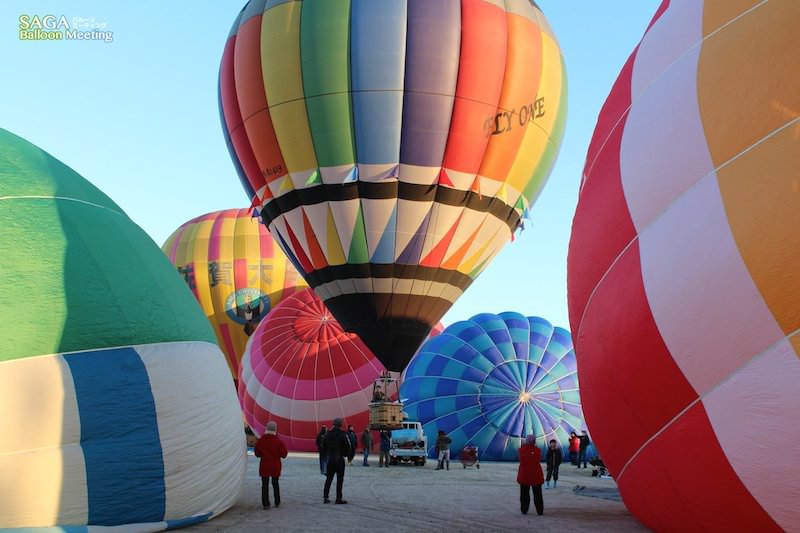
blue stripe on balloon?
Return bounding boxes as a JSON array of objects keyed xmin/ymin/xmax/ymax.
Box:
[
  {"xmin": 399, "ymin": 0, "xmax": 460, "ymax": 167},
  {"xmin": 65, "ymin": 347, "xmax": 165, "ymax": 525},
  {"xmin": 350, "ymin": 0, "xmax": 407, "ymax": 166}
]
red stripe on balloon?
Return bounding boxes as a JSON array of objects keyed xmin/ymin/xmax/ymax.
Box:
[
  {"xmin": 576, "ymin": 241, "xmax": 697, "ymax": 474},
  {"xmin": 218, "ymin": 322, "xmax": 238, "ymax": 377},
  {"xmin": 440, "ymin": 0, "xmax": 507, "ymax": 175},
  {"xmin": 219, "ymin": 36, "xmax": 265, "ymax": 202},
  {"xmin": 618, "ymin": 402, "xmax": 781, "ymax": 532}
]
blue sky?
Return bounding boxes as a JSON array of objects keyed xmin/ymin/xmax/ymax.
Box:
[{"xmin": 1, "ymin": 1, "xmax": 660, "ymax": 331}]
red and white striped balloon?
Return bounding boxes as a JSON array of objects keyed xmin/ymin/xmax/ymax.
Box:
[
  {"xmin": 568, "ymin": 1, "xmax": 800, "ymax": 531},
  {"xmin": 238, "ymin": 289, "xmax": 386, "ymax": 450}
]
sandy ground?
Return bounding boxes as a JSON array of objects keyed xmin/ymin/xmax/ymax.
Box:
[{"xmin": 183, "ymin": 451, "xmax": 648, "ymax": 533}]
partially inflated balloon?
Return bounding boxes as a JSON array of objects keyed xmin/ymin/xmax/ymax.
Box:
[
  {"xmin": 0, "ymin": 129, "xmax": 244, "ymax": 530},
  {"xmin": 163, "ymin": 209, "xmax": 307, "ymax": 379},
  {"xmin": 238, "ymin": 288, "xmax": 388, "ymax": 451},
  {"xmin": 401, "ymin": 313, "xmax": 587, "ymax": 461},
  {"xmin": 219, "ymin": 0, "xmax": 567, "ymax": 371},
  {"xmin": 568, "ymin": 1, "xmax": 799, "ymax": 531}
]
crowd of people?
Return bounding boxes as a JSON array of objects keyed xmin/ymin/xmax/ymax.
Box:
[{"xmin": 254, "ymin": 420, "xmax": 593, "ymax": 516}]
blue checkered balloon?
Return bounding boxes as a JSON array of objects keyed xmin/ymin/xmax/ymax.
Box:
[{"xmin": 401, "ymin": 313, "xmax": 586, "ymax": 461}]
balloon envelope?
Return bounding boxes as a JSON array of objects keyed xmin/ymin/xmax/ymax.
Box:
[
  {"xmin": 219, "ymin": 0, "xmax": 567, "ymax": 371},
  {"xmin": 238, "ymin": 288, "xmax": 388, "ymax": 451},
  {"xmin": 163, "ymin": 208, "xmax": 307, "ymax": 380},
  {"xmin": 0, "ymin": 129, "xmax": 245, "ymax": 530},
  {"xmin": 568, "ymin": 1, "xmax": 800, "ymax": 530},
  {"xmin": 401, "ymin": 313, "xmax": 586, "ymax": 461}
]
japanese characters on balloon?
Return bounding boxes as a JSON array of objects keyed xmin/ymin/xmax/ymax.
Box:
[
  {"xmin": 567, "ymin": 1, "xmax": 800, "ymax": 531},
  {"xmin": 220, "ymin": 0, "xmax": 567, "ymax": 371}
]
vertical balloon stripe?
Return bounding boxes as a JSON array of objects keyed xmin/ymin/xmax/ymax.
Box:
[
  {"xmin": 65, "ymin": 348, "xmax": 165, "ymax": 525},
  {"xmin": 261, "ymin": 1, "xmax": 319, "ymax": 179},
  {"xmin": 350, "ymin": 0, "xmax": 407, "ymax": 173},
  {"xmin": 522, "ymin": 53, "xmax": 568, "ymax": 203},
  {"xmin": 398, "ymin": 0, "xmax": 460, "ymax": 176},
  {"xmin": 506, "ymin": 31, "xmax": 566, "ymax": 204},
  {"xmin": 476, "ymin": 1, "xmax": 543, "ymax": 185},
  {"xmin": 699, "ymin": 1, "xmax": 800, "ymax": 335},
  {"xmin": 440, "ymin": 0, "xmax": 507, "ymax": 179},
  {"xmin": 234, "ymin": 0, "xmax": 288, "ymax": 188},
  {"xmin": 220, "ymin": 15, "xmax": 263, "ymax": 200},
  {"xmin": 301, "ymin": 0, "xmax": 356, "ymax": 173}
]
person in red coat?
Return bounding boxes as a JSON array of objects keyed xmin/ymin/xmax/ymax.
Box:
[
  {"xmin": 254, "ymin": 421, "xmax": 288, "ymax": 509},
  {"xmin": 517, "ymin": 434, "xmax": 545, "ymax": 515}
]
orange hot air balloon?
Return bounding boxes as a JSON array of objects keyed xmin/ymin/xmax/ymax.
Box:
[{"xmin": 163, "ymin": 208, "xmax": 307, "ymax": 379}]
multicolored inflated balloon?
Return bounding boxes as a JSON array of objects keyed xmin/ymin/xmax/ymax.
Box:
[
  {"xmin": 0, "ymin": 129, "xmax": 245, "ymax": 530},
  {"xmin": 163, "ymin": 208, "xmax": 307, "ymax": 379},
  {"xmin": 401, "ymin": 313, "xmax": 586, "ymax": 461},
  {"xmin": 238, "ymin": 288, "xmax": 388, "ymax": 451},
  {"xmin": 568, "ymin": 1, "xmax": 800, "ymax": 531},
  {"xmin": 219, "ymin": 0, "xmax": 567, "ymax": 371}
]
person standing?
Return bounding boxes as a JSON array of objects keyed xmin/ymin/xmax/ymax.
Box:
[
  {"xmin": 379, "ymin": 429, "xmax": 392, "ymax": 467},
  {"xmin": 315, "ymin": 426, "xmax": 327, "ymax": 475},
  {"xmin": 569, "ymin": 431, "xmax": 580, "ymax": 466},
  {"xmin": 254, "ymin": 421, "xmax": 288, "ymax": 509},
  {"xmin": 517, "ymin": 435, "xmax": 544, "ymax": 515},
  {"xmin": 544, "ymin": 439, "xmax": 562, "ymax": 489},
  {"xmin": 435, "ymin": 430, "xmax": 452, "ymax": 470},
  {"xmin": 361, "ymin": 427, "xmax": 373, "ymax": 466},
  {"xmin": 578, "ymin": 430, "xmax": 591, "ymax": 469},
  {"xmin": 346, "ymin": 425, "xmax": 357, "ymax": 465},
  {"xmin": 322, "ymin": 418, "xmax": 351, "ymax": 504}
]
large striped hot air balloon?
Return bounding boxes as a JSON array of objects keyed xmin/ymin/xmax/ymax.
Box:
[
  {"xmin": 219, "ymin": 0, "xmax": 567, "ymax": 371},
  {"xmin": 568, "ymin": 1, "xmax": 800, "ymax": 531},
  {"xmin": 163, "ymin": 209, "xmax": 307, "ymax": 380},
  {"xmin": 0, "ymin": 129, "xmax": 245, "ymax": 530},
  {"xmin": 401, "ymin": 313, "xmax": 586, "ymax": 461},
  {"xmin": 238, "ymin": 288, "xmax": 388, "ymax": 451}
]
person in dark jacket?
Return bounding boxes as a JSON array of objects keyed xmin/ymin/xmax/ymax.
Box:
[
  {"xmin": 361, "ymin": 427, "xmax": 373, "ymax": 466},
  {"xmin": 254, "ymin": 421, "xmax": 288, "ymax": 509},
  {"xmin": 346, "ymin": 425, "xmax": 357, "ymax": 465},
  {"xmin": 517, "ymin": 435, "xmax": 544, "ymax": 515},
  {"xmin": 578, "ymin": 430, "xmax": 591, "ymax": 469},
  {"xmin": 544, "ymin": 439, "xmax": 563, "ymax": 489},
  {"xmin": 322, "ymin": 418, "xmax": 351, "ymax": 504},
  {"xmin": 378, "ymin": 429, "xmax": 392, "ymax": 467},
  {"xmin": 435, "ymin": 430, "xmax": 452, "ymax": 470},
  {"xmin": 315, "ymin": 425, "xmax": 327, "ymax": 475}
]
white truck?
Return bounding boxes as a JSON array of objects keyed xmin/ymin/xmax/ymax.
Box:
[{"xmin": 389, "ymin": 421, "xmax": 428, "ymax": 466}]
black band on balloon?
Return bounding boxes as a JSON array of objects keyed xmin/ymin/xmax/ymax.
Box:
[
  {"xmin": 259, "ymin": 181, "xmax": 521, "ymax": 231},
  {"xmin": 305, "ymin": 263, "xmax": 474, "ymax": 292},
  {"xmin": 323, "ymin": 292, "xmax": 455, "ymax": 371}
]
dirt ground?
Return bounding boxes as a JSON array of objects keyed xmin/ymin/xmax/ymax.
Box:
[{"xmin": 183, "ymin": 451, "xmax": 648, "ymax": 532}]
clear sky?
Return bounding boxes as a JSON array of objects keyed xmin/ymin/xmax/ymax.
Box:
[{"xmin": 1, "ymin": 1, "xmax": 660, "ymax": 331}]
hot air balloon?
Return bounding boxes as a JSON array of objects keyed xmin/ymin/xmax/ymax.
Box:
[
  {"xmin": 401, "ymin": 313, "xmax": 586, "ymax": 462},
  {"xmin": 163, "ymin": 208, "xmax": 307, "ymax": 380},
  {"xmin": 219, "ymin": 0, "xmax": 567, "ymax": 371},
  {"xmin": 0, "ymin": 129, "xmax": 245, "ymax": 530},
  {"xmin": 568, "ymin": 1, "xmax": 800, "ymax": 531},
  {"xmin": 238, "ymin": 288, "xmax": 389, "ymax": 451}
]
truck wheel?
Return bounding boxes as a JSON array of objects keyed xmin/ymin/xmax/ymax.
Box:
[
  {"xmin": 421, "ymin": 458, "xmax": 426, "ymax": 466},
  {"xmin": 476, "ymin": 464, "xmax": 480, "ymax": 469}
]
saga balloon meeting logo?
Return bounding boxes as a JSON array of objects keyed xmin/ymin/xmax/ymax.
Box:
[{"xmin": 18, "ymin": 14, "xmax": 113, "ymax": 42}]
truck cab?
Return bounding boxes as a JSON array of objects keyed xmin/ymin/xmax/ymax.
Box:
[{"xmin": 389, "ymin": 421, "xmax": 428, "ymax": 466}]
